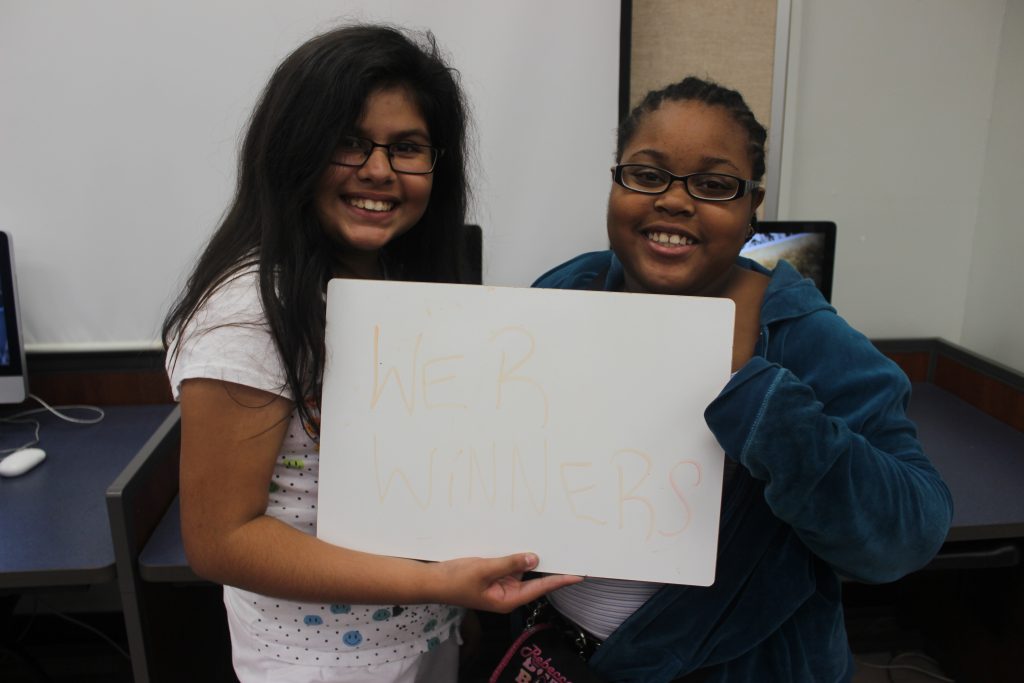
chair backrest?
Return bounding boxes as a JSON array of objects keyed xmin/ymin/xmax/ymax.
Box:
[{"xmin": 459, "ymin": 223, "xmax": 483, "ymax": 285}]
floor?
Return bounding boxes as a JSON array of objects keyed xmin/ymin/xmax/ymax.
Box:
[
  {"xmin": 0, "ymin": 607, "xmax": 133, "ymax": 682},
  {"xmin": 3, "ymin": 575, "xmax": 1016, "ymax": 683},
  {"xmin": 851, "ymin": 651, "xmax": 953, "ymax": 682},
  {"xmin": 1, "ymin": 583, "xmax": 233, "ymax": 683},
  {"xmin": 0, "ymin": 609, "xmax": 964, "ymax": 683}
]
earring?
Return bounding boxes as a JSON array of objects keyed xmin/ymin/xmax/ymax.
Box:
[{"xmin": 746, "ymin": 223, "xmax": 756, "ymax": 241}]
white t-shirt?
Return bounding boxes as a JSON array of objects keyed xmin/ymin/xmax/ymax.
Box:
[
  {"xmin": 548, "ymin": 578, "xmax": 660, "ymax": 641},
  {"xmin": 166, "ymin": 268, "xmax": 462, "ymax": 670}
]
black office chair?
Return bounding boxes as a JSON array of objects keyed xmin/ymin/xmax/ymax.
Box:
[{"xmin": 459, "ymin": 223, "xmax": 483, "ymax": 285}]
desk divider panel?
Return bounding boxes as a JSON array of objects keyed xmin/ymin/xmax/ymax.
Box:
[
  {"xmin": 106, "ymin": 406, "xmax": 236, "ymax": 682},
  {"xmin": 874, "ymin": 337, "xmax": 1024, "ymax": 432},
  {"xmin": 105, "ymin": 406, "xmax": 182, "ymax": 683}
]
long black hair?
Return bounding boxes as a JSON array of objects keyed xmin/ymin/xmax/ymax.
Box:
[{"xmin": 163, "ymin": 24, "xmax": 470, "ymax": 435}]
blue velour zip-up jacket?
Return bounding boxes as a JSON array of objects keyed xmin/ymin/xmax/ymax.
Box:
[{"xmin": 533, "ymin": 252, "xmax": 953, "ymax": 683}]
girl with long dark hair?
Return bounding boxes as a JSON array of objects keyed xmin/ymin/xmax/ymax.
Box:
[{"xmin": 163, "ymin": 24, "xmax": 577, "ymax": 682}]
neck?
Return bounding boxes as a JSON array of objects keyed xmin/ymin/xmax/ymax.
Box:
[
  {"xmin": 701, "ymin": 264, "xmax": 750, "ymax": 302},
  {"xmin": 334, "ymin": 251, "xmax": 383, "ymax": 280}
]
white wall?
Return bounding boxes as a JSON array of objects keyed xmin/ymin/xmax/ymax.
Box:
[
  {"xmin": 961, "ymin": 0, "xmax": 1024, "ymax": 372},
  {"xmin": 4, "ymin": 1, "xmax": 1023, "ymax": 374},
  {"xmin": 780, "ymin": 0, "xmax": 1013, "ymax": 360},
  {"xmin": 0, "ymin": 0, "xmax": 618, "ymax": 350}
]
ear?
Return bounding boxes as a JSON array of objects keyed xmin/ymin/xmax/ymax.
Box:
[{"xmin": 751, "ymin": 185, "xmax": 766, "ymax": 215}]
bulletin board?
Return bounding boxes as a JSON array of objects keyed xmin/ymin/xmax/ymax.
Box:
[{"xmin": 623, "ymin": 0, "xmax": 790, "ymax": 219}]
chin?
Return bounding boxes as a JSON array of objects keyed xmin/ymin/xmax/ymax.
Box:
[
  {"xmin": 644, "ymin": 281, "xmax": 694, "ymax": 296},
  {"xmin": 334, "ymin": 227, "xmax": 402, "ymax": 251},
  {"xmin": 627, "ymin": 265, "xmax": 694, "ymax": 296}
]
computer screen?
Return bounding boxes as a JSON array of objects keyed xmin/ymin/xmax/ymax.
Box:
[
  {"xmin": 740, "ymin": 221, "xmax": 836, "ymax": 302},
  {"xmin": 0, "ymin": 231, "xmax": 28, "ymax": 404}
]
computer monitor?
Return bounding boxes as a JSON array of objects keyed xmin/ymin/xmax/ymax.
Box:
[
  {"xmin": 0, "ymin": 231, "xmax": 28, "ymax": 404},
  {"xmin": 741, "ymin": 221, "xmax": 836, "ymax": 302}
]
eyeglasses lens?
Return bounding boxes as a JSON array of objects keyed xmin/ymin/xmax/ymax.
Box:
[
  {"xmin": 386, "ymin": 142, "xmax": 435, "ymax": 173},
  {"xmin": 688, "ymin": 174, "xmax": 740, "ymax": 200},
  {"xmin": 620, "ymin": 165, "xmax": 671, "ymax": 193}
]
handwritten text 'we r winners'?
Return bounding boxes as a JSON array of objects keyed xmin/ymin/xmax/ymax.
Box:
[{"xmin": 364, "ymin": 324, "xmax": 703, "ymax": 542}]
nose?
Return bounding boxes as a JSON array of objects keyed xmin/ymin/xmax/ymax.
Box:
[
  {"xmin": 654, "ymin": 178, "xmax": 696, "ymax": 215},
  {"xmin": 356, "ymin": 146, "xmax": 395, "ymax": 182}
]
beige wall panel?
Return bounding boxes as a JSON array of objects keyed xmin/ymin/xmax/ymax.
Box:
[{"xmin": 631, "ymin": 0, "xmax": 777, "ymax": 130}]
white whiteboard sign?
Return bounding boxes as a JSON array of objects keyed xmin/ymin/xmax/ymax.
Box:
[{"xmin": 317, "ymin": 280, "xmax": 734, "ymax": 585}]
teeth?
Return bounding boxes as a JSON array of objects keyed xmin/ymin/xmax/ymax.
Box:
[
  {"xmin": 647, "ymin": 231, "xmax": 695, "ymax": 246},
  {"xmin": 348, "ymin": 197, "xmax": 394, "ymax": 212}
]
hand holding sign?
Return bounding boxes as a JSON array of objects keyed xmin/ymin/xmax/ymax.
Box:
[{"xmin": 427, "ymin": 552, "xmax": 582, "ymax": 613}]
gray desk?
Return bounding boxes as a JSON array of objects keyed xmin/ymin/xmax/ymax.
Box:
[
  {"xmin": 908, "ymin": 382, "xmax": 1024, "ymax": 544},
  {"xmin": 0, "ymin": 404, "xmax": 175, "ymax": 589},
  {"xmin": 135, "ymin": 383, "xmax": 1024, "ymax": 581}
]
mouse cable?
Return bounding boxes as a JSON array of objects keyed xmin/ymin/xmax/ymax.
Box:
[{"xmin": 0, "ymin": 393, "xmax": 105, "ymax": 455}]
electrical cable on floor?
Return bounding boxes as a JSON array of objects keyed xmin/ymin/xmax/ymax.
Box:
[
  {"xmin": 13, "ymin": 597, "xmax": 38, "ymax": 644},
  {"xmin": 0, "ymin": 643, "xmax": 55, "ymax": 683},
  {"xmin": 3, "ymin": 596, "xmax": 54, "ymax": 683},
  {"xmin": 855, "ymin": 650, "xmax": 955, "ymax": 682},
  {"xmin": 35, "ymin": 599, "xmax": 130, "ymax": 661}
]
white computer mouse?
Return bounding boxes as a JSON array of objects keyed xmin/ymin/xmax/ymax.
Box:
[{"xmin": 0, "ymin": 447, "xmax": 47, "ymax": 477}]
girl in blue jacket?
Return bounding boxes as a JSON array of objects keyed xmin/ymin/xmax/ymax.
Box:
[{"xmin": 533, "ymin": 76, "xmax": 953, "ymax": 682}]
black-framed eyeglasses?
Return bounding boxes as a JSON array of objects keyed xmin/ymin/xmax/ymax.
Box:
[
  {"xmin": 611, "ymin": 164, "xmax": 760, "ymax": 201},
  {"xmin": 330, "ymin": 136, "xmax": 444, "ymax": 174}
]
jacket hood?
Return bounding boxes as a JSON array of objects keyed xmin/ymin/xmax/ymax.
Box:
[
  {"xmin": 738, "ymin": 256, "xmax": 835, "ymax": 326},
  {"xmin": 532, "ymin": 250, "xmax": 835, "ymax": 327}
]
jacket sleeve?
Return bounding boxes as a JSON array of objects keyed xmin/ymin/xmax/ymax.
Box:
[{"xmin": 703, "ymin": 313, "xmax": 953, "ymax": 583}]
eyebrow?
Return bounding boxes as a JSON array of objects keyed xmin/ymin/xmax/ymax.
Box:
[
  {"xmin": 628, "ymin": 148, "xmax": 742, "ymax": 173},
  {"xmin": 352, "ymin": 128, "xmax": 431, "ymax": 143}
]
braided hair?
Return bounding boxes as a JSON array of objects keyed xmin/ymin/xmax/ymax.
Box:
[{"xmin": 617, "ymin": 76, "xmax": 767, "ymax": 183}]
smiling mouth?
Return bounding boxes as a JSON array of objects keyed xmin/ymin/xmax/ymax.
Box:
[
  {"xmin": 347, "ymin": 197, "xmax": 395, "ymax": 212},
  {"xmin": 646, "ymin": 231, "xmax": 697, "ymax": 246}
]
